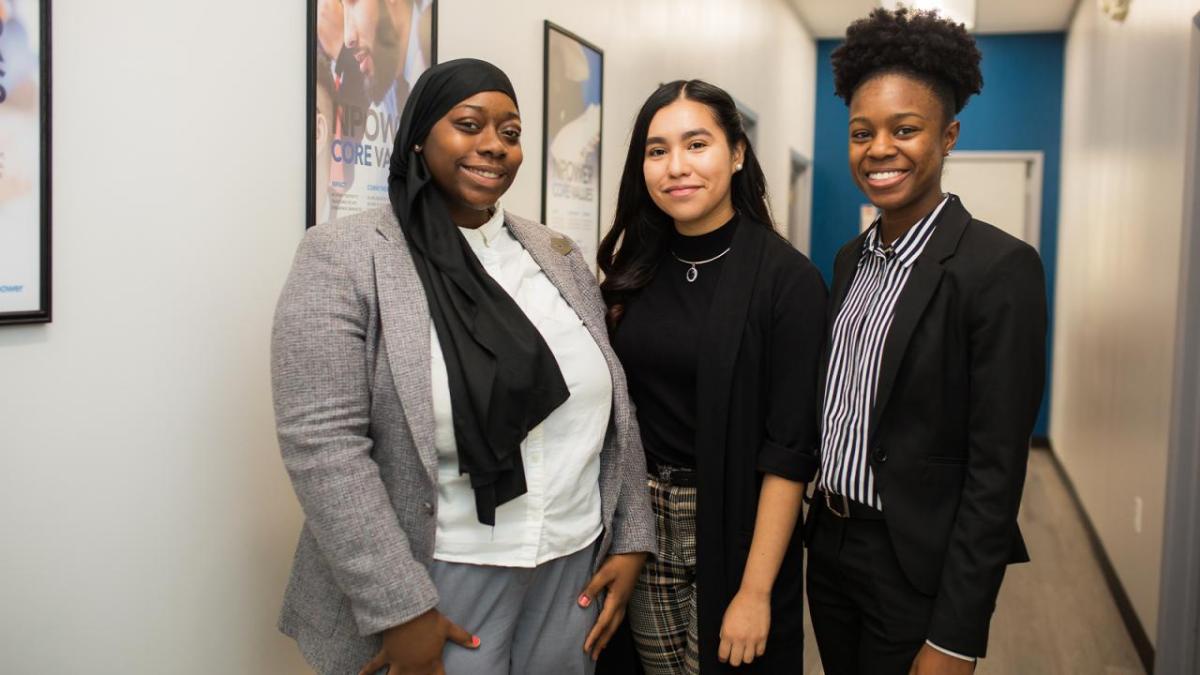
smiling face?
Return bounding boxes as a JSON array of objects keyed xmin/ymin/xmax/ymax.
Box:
[
  {"xmin": 643, "ymin": 98, "xmax": 744, "ymax": 235},
  {"xmin": 421, "ymin": 91, "xmax": 523, "ymax": 227},
  {"xmin": 848, "ymin": 72, "xmax": 959, "ymax": 231}
]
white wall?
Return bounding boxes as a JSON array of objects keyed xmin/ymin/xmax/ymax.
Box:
[
  {"xmin": 0, "ymin": 1, "xmax": 312, "ymax": 671},
  {"xmin": 1051, "ymin": 0, "xmax": 1200, "ymax": 644},
  {"xmin": 0, "ymin": 1, "xmax": 815, "ymax": 672},
  {"xmin": 439, "ymin": 0, "xmax": 818, "ymax": 240}
]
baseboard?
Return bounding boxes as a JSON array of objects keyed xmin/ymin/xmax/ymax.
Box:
[{"xmin": 1038, "ymin": 445, "xmax": 1156, "ymax": 673}]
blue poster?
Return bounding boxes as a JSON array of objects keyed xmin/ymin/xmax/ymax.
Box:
[{"xmin": 543, "ymin": 24, "xmax": 602, "ymax": 273}]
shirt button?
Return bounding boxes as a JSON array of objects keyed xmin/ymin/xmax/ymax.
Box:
[
  {"xmin": 422, "ymin": 501, "xmax": 434, "ymax": 515},
  {"xmin": 872, "ymin": 447, "xmax": 888, "ymax": 463}
]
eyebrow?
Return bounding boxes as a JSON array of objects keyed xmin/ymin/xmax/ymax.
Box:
[
  {"xmin": 455, "ymin": 104, "xmax": 521, "ymax": 121},
  {"xmin": 849, "ymin": 112, "xmax": 929, "ymax": 125},
  {"xmin": 645, "ymin": 128, "xmax": 714, "ymax": 145}
]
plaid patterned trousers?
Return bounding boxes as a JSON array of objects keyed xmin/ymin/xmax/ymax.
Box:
[{"xmin": 628, "ymin": 476, "xmax": 700, "ymax": 675}]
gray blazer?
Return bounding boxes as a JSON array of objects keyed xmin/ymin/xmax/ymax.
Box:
[{"xmin": 271, "ymin": 206, "xmax": 656, "ymax": 674}]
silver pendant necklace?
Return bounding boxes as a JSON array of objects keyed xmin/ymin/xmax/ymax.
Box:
[{"xmin": 671, "ymin": 247, "xmax": 732, "ymax": 283}]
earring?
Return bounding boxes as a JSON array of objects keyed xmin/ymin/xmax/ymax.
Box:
[
  {"xmin": 735, "ymin": 163, "xmax": 743, "ymax": 171},
  {"xmin": 414, "ymin": 144, "xmax": 423, "ymax": 153}
]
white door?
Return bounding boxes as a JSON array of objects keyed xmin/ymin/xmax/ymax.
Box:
[{"xmin": 941, "ymin": 152, "xmax": 1043, "ymax": 250}]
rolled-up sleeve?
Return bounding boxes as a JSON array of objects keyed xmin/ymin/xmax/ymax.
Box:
[{"xmin": 755, "ymin": 258, "xmax": 828, "ymax": 482}]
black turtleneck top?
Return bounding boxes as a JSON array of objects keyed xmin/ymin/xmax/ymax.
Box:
[{"xmin": 612, "ymin": 214, "xmax": 740, "ymax": 469}]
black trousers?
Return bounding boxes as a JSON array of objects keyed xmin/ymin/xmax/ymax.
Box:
[{"xmin": 805, "ymin": 499, "xmax": 934, "ymax": 675}]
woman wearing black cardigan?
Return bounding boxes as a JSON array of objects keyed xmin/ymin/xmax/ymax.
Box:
[{"xmin": 598, "ymin": 80, "xmax": 827, "ymax": 674}]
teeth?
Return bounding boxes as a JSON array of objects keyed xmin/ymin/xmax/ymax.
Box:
[
  {"xmin": 869, "ymin": 170, "xmax": 904, "ymax": 180},
  {"xmin": 466, "ymin": 167, "xmax": 501, "ymax": 179}
]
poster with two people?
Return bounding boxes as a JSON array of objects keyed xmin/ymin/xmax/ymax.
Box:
[{"xmin": 311, "ymin": 0, "xmax": 436, "ymax": 227}]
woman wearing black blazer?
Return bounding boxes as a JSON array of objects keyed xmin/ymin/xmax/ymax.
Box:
[
  {"xmin": 598, "ymin": 80, "xmax": 828, "ymax": 674},
  {"xmin": 804, "ymin": 9, "xmax": 1047, "ymax": 675}
]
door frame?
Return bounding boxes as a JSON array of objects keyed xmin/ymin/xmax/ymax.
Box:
[
  {"xmin": 1154, "ymin": 12, "xmax": 1200, "ymax": 675},
  {"xmin": 943, "ymin": 150, "xmax": 1044, "ymax": 251},
  {"xmin": 788, "ymin": 150, "xmax": 812, "ymax": 253}
]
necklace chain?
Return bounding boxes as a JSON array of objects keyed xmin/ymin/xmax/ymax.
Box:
[{"xmin": 671, "ymin": 247, "xmax": 732, "ymax": 283}]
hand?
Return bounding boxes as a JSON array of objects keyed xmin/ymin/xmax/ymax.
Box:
[
  {"xmin": 578, "ymin": 552, "xmax": 648, "ymax": 661},
  {"xmin": 909, "ymin": 643, "xmax": 976, "ymax": 675},
  {"xmin": 357, "ymin": 608, "xmax": 479, "ymax": 675},
  {"xmin": 718, "ymin": 588, "xmax": 771, "ymax": 667}
]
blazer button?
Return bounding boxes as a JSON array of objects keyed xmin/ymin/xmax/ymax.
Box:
[
  {"xmin": 422, "ymin": 501, "xmax": 434, "ymax": 515},
  {"xmin": 872, "ymin": 447, "xmax": 888, "ymax": 463}
]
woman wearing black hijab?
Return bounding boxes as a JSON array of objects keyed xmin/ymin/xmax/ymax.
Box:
[{"xmin": 271, "ymin": 58, "xmax": 655, "ymax": 675}]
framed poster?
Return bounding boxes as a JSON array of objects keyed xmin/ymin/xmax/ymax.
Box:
[
  {"xmin": 541, "ymin": 22, "xmax": 603, "ymax": 274},
  {"xmin": 0, "ymin": 0, "xmax": 51, "ymax": 325},
  {"xmin": 307, "ymin": 0, "xmax": 437, "ymax": 228}
]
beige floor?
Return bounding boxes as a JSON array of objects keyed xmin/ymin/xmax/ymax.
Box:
[{"xmin": 802, "ymin": 449, "xmax": 1146, "ymax": 675}]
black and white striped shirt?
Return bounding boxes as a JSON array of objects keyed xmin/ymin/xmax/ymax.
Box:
[{"xmin": 817, "ymin": 197, "xmax": 949, "ymax": 510}]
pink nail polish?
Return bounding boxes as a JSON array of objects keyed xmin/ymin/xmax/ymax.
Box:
[
  {"xmin": 578, "ymin": 594, "xmax": 591, "ymax": 608},
  {"xmin": 471, "ymin": 635, "xmax": 480, "ymax": 648}
]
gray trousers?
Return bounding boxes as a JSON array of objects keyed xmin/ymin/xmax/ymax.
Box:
[{"xmin": 426, "ymin": 540, "xmax": 601, "ymax": 675}]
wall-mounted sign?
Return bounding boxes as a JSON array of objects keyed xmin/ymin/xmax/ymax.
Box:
[
  {"xmin": 0, "ymin": 0, "xmax": 51, "ymax": 325},
  {"xmin": 541, "ymin": 21, "xmax": 603, "ymax": 274},
  {"xmin": 307, "ymin": 0, "xmax": 437, "ymax": 228}
]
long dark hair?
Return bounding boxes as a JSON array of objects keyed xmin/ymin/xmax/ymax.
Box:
[{"xmin": 597, "ymin": 80, "xmax": 776, "ymax": 328}]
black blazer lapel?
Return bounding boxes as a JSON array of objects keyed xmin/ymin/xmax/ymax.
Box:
[
  {"xmin": 818, "ymin": 233, "xmax": 869, "ymax": 409},
  {"xmin": 869, "ymin": 197, "xmax": 972, "ymax": 440},
  {"xmin": 830, "ymin": 232, "xmax": 869, "ymax": 318}
]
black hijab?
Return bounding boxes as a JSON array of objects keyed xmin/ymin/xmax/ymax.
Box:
[{"xmin": 388, "ymin": 58, "xmax": 569, "ymax": 526}]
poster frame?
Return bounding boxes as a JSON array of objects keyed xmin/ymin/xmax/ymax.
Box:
[
  {"xmin": 305, "ymin": 0, "xmax": 438, "ymax": 230},
  {"xmin": 540, "ymin": 20, "xmax": 603, "ymax": 273},
  {"xmin": 0, "ymin": 0, "xmax": 52, "ymax": 326}
]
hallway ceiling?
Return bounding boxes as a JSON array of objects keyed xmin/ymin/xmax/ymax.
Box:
[{"xmin": 789, "ymin": 0, "xmax": 1078, "ymax": 38}]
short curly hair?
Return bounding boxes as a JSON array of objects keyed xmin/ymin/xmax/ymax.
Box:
[{"xmin": 831, "ymin": 7, "xmax": 983, "ymax": 120}]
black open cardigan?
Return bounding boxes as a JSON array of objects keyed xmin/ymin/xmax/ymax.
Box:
[
  {"xmin": 605, "ymin": 219, "xmax": 828, "ymax": 674},
  {"xmin": 691, "ymin": 219, "xmax": 826, "ymax": 673}
]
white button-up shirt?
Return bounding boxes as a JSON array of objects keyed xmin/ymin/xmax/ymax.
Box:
[{"xmin": 431, "ymin": 207, "xmax": 610, "ymax": 567}]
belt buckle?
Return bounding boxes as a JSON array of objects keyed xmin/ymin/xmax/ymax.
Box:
[
  {"xmin": 824, "ymin": 492, "xmax": 851, "ymax": 518},
  {"xmin": 658, "ymin": 465, "xmax": 676, "ymax": 485}
]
